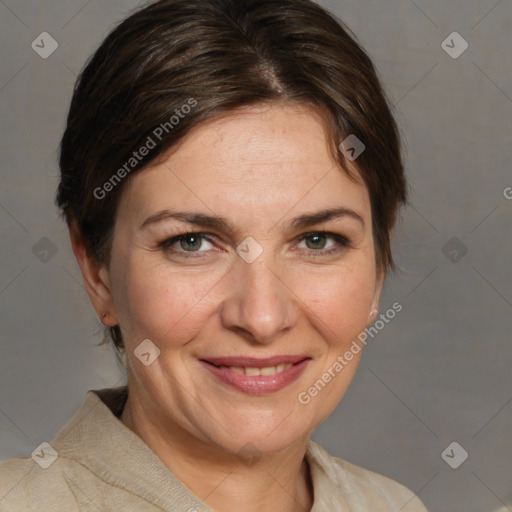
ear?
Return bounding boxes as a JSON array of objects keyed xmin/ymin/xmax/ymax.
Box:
[
  {"xmin": 69, "ymin": 222, "xmax": 118, "ymax": 326},
  {"xmin": 368, "ymin": 267, "xmax": 386, "ymax": 324}
]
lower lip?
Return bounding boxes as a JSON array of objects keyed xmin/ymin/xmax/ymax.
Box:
[{"xmin": 199, "ymin": 359, "xmax": 310, "ymax": 395}]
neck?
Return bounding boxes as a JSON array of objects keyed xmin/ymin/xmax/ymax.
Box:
[{"xmin": 120, "ymin": 387, "xmax": 314, "ymax": 512}]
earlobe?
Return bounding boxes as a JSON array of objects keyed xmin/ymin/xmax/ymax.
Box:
[{"xmin": 69, "ymin": 223, "xmax": 118, "ymax": 325}]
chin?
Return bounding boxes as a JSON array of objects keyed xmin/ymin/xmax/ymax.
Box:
[{"xmin": 202, "ymin": 410, "xmax": 313, "ymax": 457}]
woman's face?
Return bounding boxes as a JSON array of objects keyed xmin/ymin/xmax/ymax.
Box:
[{"xmin": 105, "ymin": 103, "xmax": 383, "ymax": 455}]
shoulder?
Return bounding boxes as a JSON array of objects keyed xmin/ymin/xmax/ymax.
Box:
[
  {"xmin": 307, "ymin": 441, "xmax": 429, "ymax": 511},
  {"xmin": 0, "ymin": 455, "xmax": 84, "ymax": 511},
  {"xmin": 0, "ymin": 388, "xmax": 126, "ymax": 512}
]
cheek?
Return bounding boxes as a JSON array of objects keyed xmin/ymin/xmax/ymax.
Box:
[
  {"xmin": 111, "ymin": 253, "xmax": 224, "ymax": 344},
  {"xmin": 299, "ymin": 262, "xmax": 377, "ymax": 345}
]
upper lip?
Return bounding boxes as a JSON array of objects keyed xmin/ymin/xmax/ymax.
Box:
[{"xmin": 201, "ymin": 355, "xmax": 310, "ymax": 367}]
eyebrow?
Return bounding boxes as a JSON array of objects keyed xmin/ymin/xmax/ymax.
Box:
[
  {"xmin": 140, "ymin": 207, "xmax": 364, "ymax": 231},
  {"xmin": 290, "ymin": 207, "xmax": 364, "ymax": 229},
  {"xmin": 141, "ymin": 210, "xmax": 233, "ymax": 231}
]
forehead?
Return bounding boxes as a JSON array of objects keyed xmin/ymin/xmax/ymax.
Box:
[
  {"xmin": 119, "ymin": 104, "xmax": 371, "ymax": 223},
  {"xmin": 164, "ymin": 103, "xmax": 359, "ymax": 178}
]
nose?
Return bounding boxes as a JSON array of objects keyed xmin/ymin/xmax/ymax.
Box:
[{"xmin": 219, "ymin": 253, "xmax": 299, "ymax": 344}]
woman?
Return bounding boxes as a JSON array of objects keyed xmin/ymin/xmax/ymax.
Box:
[{"xmin": 0, "ymin": 0, "xmax": 428, "ymax": 510}]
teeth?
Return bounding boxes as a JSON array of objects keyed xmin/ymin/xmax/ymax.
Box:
[{"xmin": 228, "ymin": 363, "xmax": 293, "ymax": 376}]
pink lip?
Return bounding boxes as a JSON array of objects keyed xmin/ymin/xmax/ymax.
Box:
[
  {"xmin": 199, "ymin": 356, "xmax": 311, "ymax": 395},
  {"xmin": 202, "ymin": 354, "xmax": 309, "ymax": 367}
]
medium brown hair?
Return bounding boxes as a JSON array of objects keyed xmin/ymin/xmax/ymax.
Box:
[{"xmin": 56, "ymin": 0, "xmax": 407, "ymax": 354}]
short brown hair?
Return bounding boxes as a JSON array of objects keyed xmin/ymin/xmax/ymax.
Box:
[{"xmin": 56, "ymin": 0, "xmax": 406, "ymax": 354}]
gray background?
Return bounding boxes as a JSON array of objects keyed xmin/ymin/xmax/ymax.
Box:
[{"xmin": 0, "ymin": 1, "xmax": 511, "ymax": 511}]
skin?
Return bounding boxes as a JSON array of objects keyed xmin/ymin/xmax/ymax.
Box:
[{"xmin": 72, "ymin": 103, "xmax": 384, "ymax": 512}]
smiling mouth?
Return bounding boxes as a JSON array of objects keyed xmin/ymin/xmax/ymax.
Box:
[{"xmin": 199, "ymin": 356, "xmax": 311, "ymax": 394}]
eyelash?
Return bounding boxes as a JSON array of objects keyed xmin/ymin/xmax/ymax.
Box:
[{"xmin": 158, "ymin": 231, "xmax": 350, "ymax": 259}]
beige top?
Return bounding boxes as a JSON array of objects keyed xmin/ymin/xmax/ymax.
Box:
[{"xmin": 0, "ymin": 387, "xmax": 428, "ymax": 511}]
